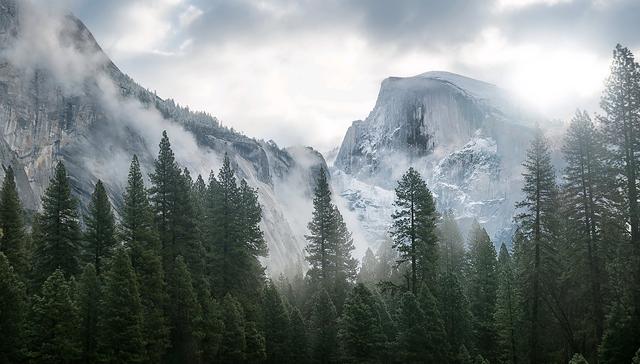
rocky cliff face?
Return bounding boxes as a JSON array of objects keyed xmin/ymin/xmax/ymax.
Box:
[
  {"xmin": 0, "ymin": 0, "xmax": 324, "ymax": 271},
  {"xmin": 333, "ymin": 71, "xmax": 539, "ymax": 252}
]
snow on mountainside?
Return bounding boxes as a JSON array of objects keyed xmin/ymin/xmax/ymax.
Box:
[
  {"xmin": 333, "ymin": 71, "xmax": 540, "ymax": 252},
  {"xmin": 0, "ymin": 0, "xmax": 324, "ymax": 272}
]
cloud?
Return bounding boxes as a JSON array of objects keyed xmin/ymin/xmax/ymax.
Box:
[{"xmin": 67, "ymin": 0, "xmax": 640, "ymax": 151}]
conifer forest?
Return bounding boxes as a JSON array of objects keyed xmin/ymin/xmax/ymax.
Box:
[{"xmin": 2, "ymin": 12, "xmax": 640, "ymax": 364}]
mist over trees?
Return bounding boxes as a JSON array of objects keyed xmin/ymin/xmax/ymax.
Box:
[{"xmin": 2, "ymin": 44, "xmax": 640, "ymax": 364}]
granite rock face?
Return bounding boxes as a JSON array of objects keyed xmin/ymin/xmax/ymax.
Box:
[
  {"xmin": 0, "ymin": 0, "xmax": 325, "ymax": 271},
  {"xmin": 332, "ymin": 71, "xmax": 539, "ymax": 251}
]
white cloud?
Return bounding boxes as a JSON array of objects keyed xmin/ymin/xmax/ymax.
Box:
[{"xmin": 494, "ymin": 0, "xmax": 574, "ymax": 12}]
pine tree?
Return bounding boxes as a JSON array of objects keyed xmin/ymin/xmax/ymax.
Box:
[
  {"xmin": 599, "ymin": 44, "xmax": 640, "ymax": 249},
  {"xmin": 245, "ymin": 321, "xmax": 267, "ymax": 363},
  {"xmin": 438, "ymin": 210, "xmax": 466, "ymax": 276},
  {"xmin": 0, "ymin": 166, "xmax": 28, "ymax": 276},
  {"xmin": 515, "ymin": 130, "xmax": 559, "ymax": 363},
  {"xmin": 310, "ymin": 289, "xmax": 338, "ymax": 364},
  {"xmin": 332, "ymin": 208, "xmax": 357, "ymax": 312},
  {"xmin": 337, "ymin": 283, "xmax": 386, "ymax": 363},
  {"xmin": 289, "ymin": 307, "xmax": 310, "ymax": 364},
  {"xmin": 207, "ymin": 155, "xmax": 266, "ymax": 301},
  {"xmin": 121, "ymin": 155, "xmax": 159, "ymax": 262},
  {"xmin": 98, "ymin": 248, "xmax": 145, "ymax": 364},
  {"xmin": 305, "ymin": 167, "xmax": 336, "ymax": 291},
  {"xmin": 391, "ymin": 167, "xmax": 439, "ymax": 294},
  {"xmin": 562, "ymin": 110, "xmax": 609, "ymax": 359},
  {"xmin": 137, "ymin": 249, "xmax": 170, "ymax": 363},
  {"xmin": 121, "ymin": 155, "xmax": 170, "ymax": 362},
  {"xmin": 198, "ymin": 286, "xmax": 224, "ymax": 363},
  {"xmin": 149, "ymin": 131, "xmax": 180, "ymax": 263},
  {"xmin": 84, "ymin": 180, "xmax": 116, "ymax": 275},
  {"xmin": 78, "ymin": 263, "xmax": 100, "ymax": 364},
  {"xmin": 395, "ymin": 291, "xmax": 431, "ymax": 362},
  {"xmin": 263, "ymin": 281, "xmax": 291, "ymax": 363},
  {"xmin": 495, "ymin": 243, "xmax": 518, "ymax": 364},
  {"xmin": 599, "ymin": 47, "xmax": 640, "ymax": 355},
  {"xmin": 33, "ymin": 162, "xmax": 82, "ymax": 284},
  {"xmin": 166, "ymin": 255, "xmax": 203, "ymax": 364},
  {"xmin": 569, "ymin": 353, "xmax": 589, "ymax": 364},
  {"xmin": 357, "ymin": 248, "xmax": 378, "ymax": 284},
  {"xmin": 418, "ymin": 284, "xmax": 450, "ymax": 362},
  {"xmin": 27, "ymin": 269, "xmax": 81, "ymax": 363},
  {"xmin": 435, "ymin": 274, "xmax": 466, "ymax": 361},
  {"xmin": 219, "ymin": 294, "xmax": 246, "ymax": 363},
  {"xmin": 0, "ymin": 252, "xmax": 26, "ymax": 362},
  {"xmin": 467, "ymin": 221, "xmax": 499, "ymax": 362}
]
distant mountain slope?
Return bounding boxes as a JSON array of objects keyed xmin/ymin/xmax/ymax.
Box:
[
  {"xmin": 0, "ymin": 0, "xmax": 324, "ymax": 271},
  {"xmin": 333, "ymin": 71, "xmax": 542, "ymax": 251}
]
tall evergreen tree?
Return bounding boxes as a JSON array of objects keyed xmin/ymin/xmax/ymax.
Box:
[
  {"xmin": 467, "ymin": 221, "xmax": 499, "ymax": 362},
  {"xmin": 120, "ymin": 157, "xmax": 170, "ymax": 363},
  {"xmin": 395, "ymin": 291, "xmax": 432, "ymax": 362},
  {"xmin": 121, "ymin": 155, "xmax": 159, "ymax": 260},
  {"xmin": 78, "ymin": 263, "xmax": 100, "ymax": 364},
  {"xmin": 598, "ymin": 44, "xmax": 640, "ymax": 361},
  {"xmin": 305, "ymin": 167, "xmax": 336, "ymax": 291},
  {"xmin": 438, "ymin": 210, "xmax": 466, "ymax": 276},
  {"xmin": 0, "ymin": 166, "xmax": 28, "ymax": 276},
  {"xmin": 32, "ymin": 162, "xmax": 82, "ymax": 284},
  {"xmin": 98, "ymin": 248, "xmax": 145, "ymax": 364},
  {"xmin": 219, "ymin": 294, "xmax": 246, "ymax": 363},
  {"xmin": 27, "ymin": 269, "xmax": 81, "ymax": 363},
  {"xmin": 166, "ymin": 255, "xmax": 203, "ymax": 364},
  {"xmin": 495, "ymin": 243, "xmax": 518, "ymax": 364},
  {"xmin": 391, "ymin": 167, "xmax": 439, "ymax": 294},
  {"xmin": 310, "ymin": 289, "xmax": 338, "ymax": 364},
  {"xmin": 562, "ymin": 110, "xmax": 609, "ymax": 359},
  {"xmin": 0, "ymin": 252, "xmax": 26, "ymax": 363},
  {"xmin": 263, "ymin": 281, "xmax": 291, "ymax": 364},
  {"xmin": 357, "ymin": 248, "xmax": 378, "ymax": 284},
  {"xmin": 207, "ymin": 155, "xmax": 266, "ymax": 301},
  {"xmin": 245, "ymin": 321, "xmax": 267, "ymax": 363},
  {"xmin": 289, "ymin": 307, "xmax": 310, "ymax": 364},
  {"xmin": 418, "ymin": 284, "xmax": 451, "ymax": 363},
  {"xmin": 437, "ymin": 272, "xmax": 470, "ymax": 361},
  {"xmin": 337, "ymin": 283, "xmax": 386, "ymax": 363},
  {"xmin": 84, "ymin": 180, "xmax": 116, "ymax": 275},
  {"xmin": 515, "ymin": 130, "xmax": 559, "ymax": 363}
]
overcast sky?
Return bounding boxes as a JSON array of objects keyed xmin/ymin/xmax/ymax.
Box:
[{"xmin": 68, "ymin": 0, "xmax": 640, "ymax": 151}]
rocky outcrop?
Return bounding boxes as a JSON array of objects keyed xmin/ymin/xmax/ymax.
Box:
[
  {"xmin": 332, "ymin": 71, "xmax": 540, "ymax": 249},
  {"xmin": 0, "ymin": 0, "xmax": 325, "ymax": 271}
]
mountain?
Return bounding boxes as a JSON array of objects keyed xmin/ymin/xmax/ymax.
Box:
[
  {"xmin": 333, "ymin": 71, "xmax": 541, "ymax": 253},
  {"xmin": 0, "ymin": 0, "xmax": 325, "ymax": 272}
]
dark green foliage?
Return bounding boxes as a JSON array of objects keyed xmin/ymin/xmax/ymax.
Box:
[
  {"xmin": 289, "ymin": 307, "xmax": 310, "ymax": 364},
  {"xmin": 337, "ymin": 283, "xmax": 386, "ymax": 363},
  {"xmin": 438, "ymin": 210, "xmax": 466, "ymax": 275},
  {"xmin": 0, "ymin": 252, "xmax": 26, "ymax": 363},
  {"xmin": 304, "ymin": 168, "xmax": 356, "ymax": 315},
  {"xmin": 207, "ymin": 155, "xmax": 267, "ymax": 301},
  {"xmin": 467, "ymin": 221, "xmax": 498, "ymax": 362},
  {"xmin": 27, "ymin": 269, "xmax": 81, "ymax": 363},
  {"xmin": 0, "ymin": 166, "xmax": 28, "ymax": 276},
  {"xmin": 418, "ymin": 284, "xmax": 450, "ymax": 363},
  {"xmin": 121, "ymin": 155, "xmax": 159, "ymax": 261},
  {"xmin": 219, "ymin": 294, "xmax": 246, "ymax": 363},
  {"xmin": 98, "ymin": 248, "xmax": 145, "ymax": 363},
  {"xmin": 391, "ymin": 167, "xmax": 439, "ymax": 294},
  {"xmin": 84, "ymin": 180, "xmax": 116, "ymax": 275},
  {"xmin": 33, "ymin": 162, "xmax": 82, "ymax": 284},
  {"xmin": 310, "ymin": 289, "xmax": 338, "ymax": 364},
  {"xmin": 166, "ymin": 255, "xmax": 203, "ymax": 364},
  {"xmin": 395, "ymin": 292, "xmax": 431, "ymax": 362},
  {"xmin": 245, "ymin": 321, "xmax": 267, "ymax": 363},
  {"xmin": 263, "ymin": 281, "xmax": 291, "ymax": 363},
  {"xmin": 495, "ymin": 244, "xmax": 518, "ymax": 364},
  {"xmin": 438, "ymin": 271, "xmax": 471, "ymax": 359},
  {"xmin": 137, "ymin": 249, "xmax": 170, "ymax": 363},
  {"xmin": 515, "ymin": 130, "xmax": 559, "ymax": 363},
  {"xmin": 78, "ymin": 263, "xmax": 100, "ymax": 363}
]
